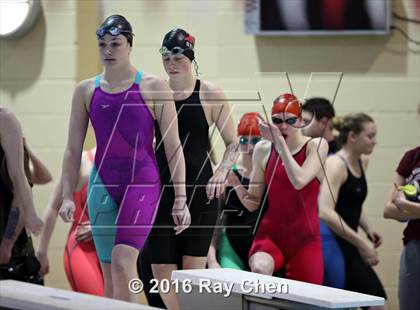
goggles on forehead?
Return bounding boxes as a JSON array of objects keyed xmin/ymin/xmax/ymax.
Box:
[
  {"xmin": 159, "ymin": 46, "xmax": 192, "ymax": 58},
  {"xmin": 239, "ymin": 136, "xmax": 261, "ymax": 145},
  {"xmin": 96, "ymin": 26, "xmax": 133, "ymax": 38}
]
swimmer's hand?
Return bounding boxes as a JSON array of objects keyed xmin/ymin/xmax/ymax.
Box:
[
  {"xmin": 35, "ymin": 251, "xmax": 49, "ymax": 275},
  {"xmin": 24, "ymin": 209, "xmax": 44, "ymax": 236},
  {"xmin": 172, "ymin": 198, "xmax": 190, "ymax": 235},
  {"xmin": 75, "ymin": 221, "xmax": 93, "ymax": 243},
  {"xmin": 366, "ymin": 230, "xmax": 383, "ymax": 248},
  {"xmin": 206, "ymin": 169, "xmax": 229, "ymax": 200},
  {"xmin": 258, "ymin": 119, "xmax": 274, "ymax": 142},
  {"xmin": 0, "ymin": 244, "xmax": 12, "ymax": 265},
  {"xmin": 59, "ymin": 198, "xmax": 75, "ymax": 222},
  {"xmin": 257, "ymin": 116, "xmax": 283, "ymax": 144},
  {"xmin": 357, "ymin": 239, "xmax": 379, "ymax": 266}
]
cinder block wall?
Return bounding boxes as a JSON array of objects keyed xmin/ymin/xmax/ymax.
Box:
[
  {"xmin": 1, "ymin": 1, "xmax": 419, "ymax": 309},
  {"xmin": 0, "ymin": 0, "xmax": 99, "ymax": 290}
]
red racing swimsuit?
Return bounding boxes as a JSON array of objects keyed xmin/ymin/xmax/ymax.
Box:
[
  {"xmin": 249, "ymin": 142, "xmax": 323, "ymax": 284},
  {"xmin": 64, "ymin": 150, "xmax": 104, "ymax": 296}
]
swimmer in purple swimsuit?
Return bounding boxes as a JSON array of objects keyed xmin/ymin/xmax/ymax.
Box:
[{"xmin": 58, "ymin": 15, "xmax": 190, "ymax": 302}]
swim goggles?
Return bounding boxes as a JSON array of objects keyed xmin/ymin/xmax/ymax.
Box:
[
  {"xmin": 271, "ymin": 116, "xmax": 299, "ymax": 125},
  {"xmin": 159, "ymin": 46, "xmax": 192, "ymax": 58},
  {"xmin": 96, "ymin": 26, "xmax": 133, "ymax": 38},
  {"xmin": 239, "ymin": 136, "xmax": 261, "ymax": 145}
]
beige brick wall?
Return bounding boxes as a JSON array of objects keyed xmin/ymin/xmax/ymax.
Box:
[
  {"xmin": 1, "ymin": 1, "xmax": 419, "ymax": 309},
  {"xmin": 0, "ymin": 0, "xmax": 99, "ymax": 291}
]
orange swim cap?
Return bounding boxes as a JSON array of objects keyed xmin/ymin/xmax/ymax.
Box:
[
  {"xmin": 272, "ymin": 93, "xmax": 302, "ymax": 118},
  {"xmin": 237, "ymin": 112, "xmax": 261, "ymax": 136}
]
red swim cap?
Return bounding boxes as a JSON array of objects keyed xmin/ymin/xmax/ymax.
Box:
[
  {"xmin": 272, "ymin": 93, "xmax": 302, "ymax": 118},
  {"xmin": 237, "ymin": 112, "xmax": 261, "ymax": 136}
]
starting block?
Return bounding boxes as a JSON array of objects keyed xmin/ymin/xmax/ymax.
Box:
[{"xmin": 171, "ymin": 268, "xmax": 385, "ymax": 310}]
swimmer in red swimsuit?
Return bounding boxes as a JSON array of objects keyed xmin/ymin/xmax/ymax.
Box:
[{"xmin": 234, "ymin": 93, "xmax": 328, "ymax": 284}]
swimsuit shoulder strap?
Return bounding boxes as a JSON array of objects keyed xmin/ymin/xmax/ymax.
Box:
[
  {"xmin": 134, "ymin": 70, "xmax": 142, "ymax": 85},
  {"xmin": 94, "ymin": 75, "xmax": 101, "ymax": 88}
]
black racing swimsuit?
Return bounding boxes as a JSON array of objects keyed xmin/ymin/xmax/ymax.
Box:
[
  {"xmin": 223, "ymin": 167, "xmax": 265, "ymax": 269},
  {"xmin": 147, "ymin": 79, "xmax": 219, "ymax": 262},
  {"xmin": 334, "ymin": 155, "xmax": 387, "ymax": 299}
]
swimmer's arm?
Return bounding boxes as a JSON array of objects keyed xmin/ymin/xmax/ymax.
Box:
[
  {"xmin": 24, "ymin": 140, "xmax": 53, "ymax": 185},
  {"xmin": 228, "ymin": 170, "xmax": 261, "ymax": 212},
  {"xmin": 153, "ymin": 79, "xmax": 187, "ymax": 199},
  {"xmin": 62, "ymin": 82, "xmax": 89, "ymax": 201},
  {"xmin": 359, "ymin": 212, "xmax": 372, "ymax": 234},
  {"xmin": 205, "ymin": 83, "xmax": 239, "ymax": 174},
  {"xmin": 319, "ymin": 156, "xmax": 367, "ymax": 248},
  {"xmin": 358, "ymin": 156, "xmax": 375, "ymax": 233},
  {"xmin": 280, "ymin": 137, "xmax": 328, "ymax": 190},
  {"xmin": 207, "ymin": 198, "xmax": 225, "ymax": 268},
  {"xmin": 37, "ymin": 177, "xmax": 63, "ymax": 256},
  {"xmin": 359, "ymin": 211, "xmax": 383, "ymax": 247},
  {"xmin": 38, "ymin": 153, "xmax": 88, "ymax": 257},
  {"xmin": 74, "ymin": 151, "xmax": 90, "ymax": 192},
  {"xmin": 234, "ymin": 143, "xmax": 266, "ymax": 212},
  {"xmin": 0, "ymin": 112, "xmax": 34, "ymax": 210},
  {"xmin": 208, "ymin": 137, "xmax": 219, "ymax": 168},
  {"xmin": 207, "ymin": 229, "xmax": 221, "ymax": 267},
  {"xmin": 0, "ymin": 111, "xmax": 27, "ymax": 251}
]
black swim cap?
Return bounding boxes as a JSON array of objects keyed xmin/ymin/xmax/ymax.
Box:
[
  {"xmin": 97, "ymin": 15, "xmax": 134, "ymax": 46},
  {"xmin": 161, "ymin": 28, "xmax": 195, "ymax": 61}
]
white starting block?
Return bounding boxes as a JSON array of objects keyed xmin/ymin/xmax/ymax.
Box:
[
  {"xmin": 0, "ymin": 280, "xmax": 161, "ymax": 310},
  {"xmin": 171, "ymin": 268, "xmax": 385, "ymax": 310}
]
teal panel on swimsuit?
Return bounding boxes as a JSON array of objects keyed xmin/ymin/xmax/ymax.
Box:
[
  {"xmin": 87, "ymin": 164, "xmax": 118, "ymax": 263},
  {"xmin": 218, "ymin": 233, "xmax": 246, "ymax": 270}
]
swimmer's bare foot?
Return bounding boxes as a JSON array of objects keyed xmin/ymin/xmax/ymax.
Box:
[{"xmin": 25, "ymin": 212, "xmax": 43, "ymax": 236}]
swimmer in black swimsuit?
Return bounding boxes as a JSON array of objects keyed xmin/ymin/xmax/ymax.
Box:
[{"xmin": 141, "ymin": 28, "xmax": 238, "ymax": 310}]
